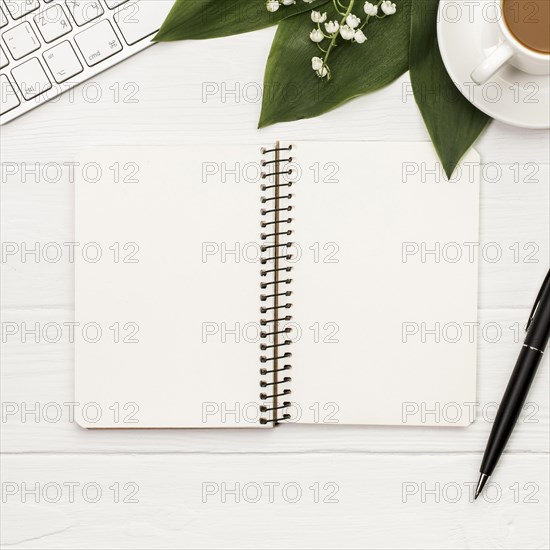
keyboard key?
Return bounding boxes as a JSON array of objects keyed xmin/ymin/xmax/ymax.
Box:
[
  {"xmin": 11, "ymin": 57, "xmax": 52, "ymax": 99},
  {"xmin": 65, "ymin": 0, "xmax": 104, "ymax": 26},
  {"xmin": 114, "ymin": 0, "xmax": 174, "ymax": 45},
  {"xmin": 74, "ymin": 19, "xmax": 122, "ymax": 66},
  {"xmin": 0, "ymin": 45, "xmax": 8, "ymax": 68},
  {"xmin": 34, "ymin": 5, "xmax": 72, "ymax": 43},
  {"xmin": 43, "ymin": 40, "xmax": 83, "ymax": 83},
  {"xmin": 4, "ymin": 0, "xmax": 40, "ymax": 19},
  {"xmin": 0, "ymin": 74, "xmax": 21, "ymax": 114},
  {"xmin": 105, "ymin": 0, "xmax": 127, "ymax": 8},
  {"xmin": 2, "ymin": 22, "xmax": 40, "ymax": 60},
  {"xmin": 1, "ymin": 6, "xmax": 8, "ymax": 27}
]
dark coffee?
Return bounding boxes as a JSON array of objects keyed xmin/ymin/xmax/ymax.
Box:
[{"xmin": 503, "ymin": 0, "xmax": 550, "ymax": 54}]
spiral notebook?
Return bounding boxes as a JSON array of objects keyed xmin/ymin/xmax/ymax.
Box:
[{"xmin": 75, "ymin": 142, "xmax": 480, "ymax": 429}]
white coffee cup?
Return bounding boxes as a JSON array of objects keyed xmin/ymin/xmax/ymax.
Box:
[{"xmin": 471, "ymin": 0, "xmax": 550, "ymax": 85}]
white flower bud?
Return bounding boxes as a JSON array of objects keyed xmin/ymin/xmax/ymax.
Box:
[
  {"xmin": 346, "ymin": 13, "xmax": 361, "ymax": 28},
  {"xmin": 311, "ymin": 10, "xmax": 327, "ymax": 23},
  {"xmin": 363, "ymin": 2, "xmax": 378, "ymax": 16},
  {"xmin": 317, "ymin": 65, "xmax": 328, "ymax": 78},
  {"xmin": 266, "ymin": 0, "xmax": 280, "ymax": 12},
  {"xmin": 381, "ymin": 1, "xmax": 397, "ymax": 15},
  {"xmin": 310, "ymin": 28, "xmax": 325, "ymax": 43},
  {"xmin": 311, "ymin": 57, "xmax": 324, "ymax": 71},
  {"xmin": 354, "ymin": 29, "xmax": 367, "ymax": 43},
  {"xmin": 324, "ymin": 20, "xmax": 339, "ymax": 34},
  {"xmin": 339, "ymin": 24, "xmax": 355, "ymax": 40}
]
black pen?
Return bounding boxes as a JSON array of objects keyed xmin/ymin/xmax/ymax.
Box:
[{"xmin": 475, "ymin": 268, "xmax": 550, "ymax": 500}]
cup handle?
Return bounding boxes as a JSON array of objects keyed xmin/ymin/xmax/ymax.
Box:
[{"xmin": 471, "ymin": 43, "xmax": 514, "ymax": 85}]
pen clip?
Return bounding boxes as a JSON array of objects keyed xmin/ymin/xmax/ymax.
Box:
[{"xmin": 525, "ymin": 269, "xmax": 550, "ymax": 332}]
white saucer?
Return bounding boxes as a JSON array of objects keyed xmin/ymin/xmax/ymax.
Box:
[{"xmin": 437, "ymin": 0, "xmax": 549, "ymax": 129}]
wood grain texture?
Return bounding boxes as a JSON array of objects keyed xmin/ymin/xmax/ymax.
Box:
[
  {"xmin": 1, "ymin": 454, "xmax": 548, "ymax": 549},
  {"xmin": 0, "ymin": 24, "xmax": 548, "ymax": 550}
]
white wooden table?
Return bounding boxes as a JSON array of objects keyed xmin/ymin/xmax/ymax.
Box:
[{"xmin": 1, "ymin": 30, "xmax": 549, "ymax": 549}]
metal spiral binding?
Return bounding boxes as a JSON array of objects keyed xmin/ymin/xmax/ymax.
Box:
[{"xmin": 259, "ymin": 142, "xmax": 294, "ymax": 425}]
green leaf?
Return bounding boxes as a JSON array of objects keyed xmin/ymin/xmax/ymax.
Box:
[
  {"xmin": 409, "ymin": 0, "xmax": 490, "ymax": 179},
  {"xmin": 258, "ymin": 0, "xmax": 412, "ymax": 128},
  {"xmin": 155, "ymin": 0, "xmax": 331, "ymax": 41}
]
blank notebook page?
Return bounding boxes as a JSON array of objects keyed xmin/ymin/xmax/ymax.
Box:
[
  {"xmin": 289, "ymin": 142, "xmax": 480, "ymax": 426},
  {"xmin": 75, "ymin": 145, "xmax": 263, "ymax": 428},
  {"xmin": 75, "ymin": 141, "xmax": 480, "ymax": 429}
]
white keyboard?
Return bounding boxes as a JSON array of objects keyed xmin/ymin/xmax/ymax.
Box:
[{"xmin": 0, "ymin": 0, "xmax": 175, "ymax": 124}]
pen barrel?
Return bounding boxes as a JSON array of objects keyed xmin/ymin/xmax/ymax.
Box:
[
  {"xmin": 524, "ymin": 285, "xmax": 550, "ymax": 352},
  {"xmin": 480, "ymin": 346, "xmax": 543, "ymax": 476}
]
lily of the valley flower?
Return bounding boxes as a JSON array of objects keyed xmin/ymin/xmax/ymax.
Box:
[
  {"xmin": 354, "ymin": 29, "xmax": 367, "ymax": 43},
  {"xmin": 311, "ymin": 10, "xmax": 327, "ymax": 23},
  {"xmin": 345, "ymin": 13, "xmax": 361, "ymax": 28},
  {"xmin": 363, "ymin": 1, "xmax": 378, "ymax": 16},
  {"xmin": 339, "ymin": 24, "xmax": 355, "ymax": 40},
  {"xmin": 265, "ymin": 0, "xmax": 299, "ymax": 12},
  {"xmin": 311, "ymin": 56, "xmax": 328, "ymax": 77},
  {"xmin": 311, "ymin": 57, "xmax": 323, "ymax": 71},
  {"xmin": 317, "ymin": 66, "xmax": 328, "ymax": 78},
  {"xmin": 266, "ymin": 0, "xmax": 280, "ymax": 12},
  {"xmin": 303, "ymin": 0, "xmax": 397, "ymax": 80},
  {"xmin": 381, "ymin": 0, "xmax": 397, "ymax": 15},
  {"xmin": 310, "ymin": 28, "xmax": 325, "ymax": 42},
  {"xmin": 325, "ymin": 20, "xmax": 339, "ymax": 33}
]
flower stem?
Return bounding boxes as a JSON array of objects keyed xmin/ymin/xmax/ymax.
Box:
[{"xmin": 323, "ymin": 0, "xmax": 355, "ymax": 80}]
